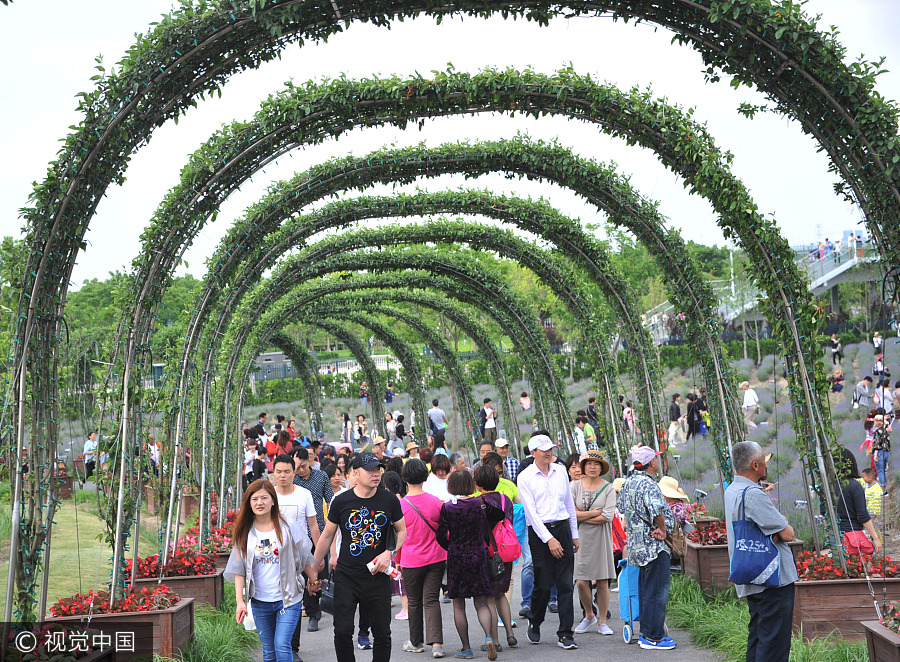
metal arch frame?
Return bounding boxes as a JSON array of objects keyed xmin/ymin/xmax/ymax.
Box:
[
  {"xmin": 183, "ymin": 190, "xmax": 650, "ymax": 463},
  {"xmin": 310, "ymin": 299, "xmax": 480, "ymax": 450},
  {"xmin": 273, "ymin": 279, "xmax": 520, "ymax": 453},
  {"xmin": 270, "ymin": 331, "xmax": 325, "ymax": 434},
  {"xmin": 218, "ymin": 256, "xmax": 569, "ymax": 444}
]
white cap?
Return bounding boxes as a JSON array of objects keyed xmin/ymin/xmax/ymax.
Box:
[{"xmin": 527, "ymin": 435, "xmax": 554, "ymax": 452}]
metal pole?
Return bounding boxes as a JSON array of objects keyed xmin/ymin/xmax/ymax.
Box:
[
  {"xmin": 798, "ymin": 455, "xmax": 821, "ymax": 552},
  {"xmin": 110, "ymin": 332, "xmax": 133, "ymax": 600},
  {"xmin": 198, "ymin": 377, "xmax": 209, "ymax": 548},
  {"xmin": 131, "ymin": 489, "xmax": 141, "ymax": 589},
  {"xmin": 38, "ymin": 489, "xmax": 53, "ymax": 621},
  {"xmin": 4, "ymin": 353, "xmax": 28, "ymax": 621},
  {"xmin": 217, "ymin": 388, "xmax": 230, "ymax": 529}
]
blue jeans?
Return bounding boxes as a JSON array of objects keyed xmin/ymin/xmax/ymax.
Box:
[
  {"xmin": 876, "ymin": 450, "xmax": 890, "ymax": 488},
  {"xmin": 637, "ymin": 551, "xmax": 670, "ymax": 643},
  {"xmin": 519, "ymin": 536, "xmax": 533, "ymax": 608},
  {"xmin": 252, "ymin": 599, "xmax": 302, "ymax": 662}
]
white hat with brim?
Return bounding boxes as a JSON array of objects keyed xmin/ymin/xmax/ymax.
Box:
[{"xmin": 659, "ymin": 476, "xmax": 689, "ymax": 501}]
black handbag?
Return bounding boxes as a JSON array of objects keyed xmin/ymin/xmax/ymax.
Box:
[{"xmin": 319, "ymin": 571, "xmax": 336, "ymax": 615}]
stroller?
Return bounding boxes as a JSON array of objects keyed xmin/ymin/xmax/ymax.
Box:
[{"xmin": 617, "ymin": 560, "xmax": 668, "ymax": 644}]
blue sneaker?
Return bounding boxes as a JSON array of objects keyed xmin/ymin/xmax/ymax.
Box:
[
  {"xmin": 639, "ymin": 635, "xmax": 676, "ymax": 650},
  {"xmin": 357, "ymin": 636, "xmax": 372, "ymax": 650}
]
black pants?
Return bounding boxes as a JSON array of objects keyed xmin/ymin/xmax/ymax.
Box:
[
  {"xmin": 333, "ymin": 568, "xmax": 391, "ymax": 662},
  {"xmin": 527, "ymin": 521, "xmax": 575, "ymax": 638},
  {"xmin": 745, "ymin": 583, "xmax": 795, "ymax": 662},
  {"xmin": 302, "ymin": 545, "xmax": 328, "ymax": 617},
  {"xmin": 85, "ymin": 460, "xmax": 96, "ymax": 480}
]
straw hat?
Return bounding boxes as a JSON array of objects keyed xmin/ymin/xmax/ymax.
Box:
[
  {"xmin": 613, "ymin": 478, "xmax": 626, "ymax": 493},
  {"xmin": 406, "ymin": 441, "xmax": 419, "ymax": 451},
  {"xmin": 579, "ymin": 449, "xmax": 610, "ymax": 475},
  {"xmin": 658, "ymin": 476, "xmax": 689, "ymax": 501}
]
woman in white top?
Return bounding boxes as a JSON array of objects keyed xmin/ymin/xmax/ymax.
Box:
[
  {"xmin": 226, "ymin": 480, "xmax": 318, "ymax": 662},
  {"xmin": 423, "ymin": 453, "xmax": 452, "ymax": 502}
]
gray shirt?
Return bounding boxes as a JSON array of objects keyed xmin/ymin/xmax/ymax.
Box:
[
  {"xmin": 427, "ymin": 407, "xmax": 447, "ymax": 432},
  {"xmin": 856, "ymin": 381, "xmax": 871, "ymax": 408},
  {"xmin": 724, "ymin": 476, "xmax": 798, "ymax": 598}
]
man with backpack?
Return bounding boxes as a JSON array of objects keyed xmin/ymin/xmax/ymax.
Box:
[{"xmin": 855, "ymin": 376, "xmax": 874, "ymax": 420}]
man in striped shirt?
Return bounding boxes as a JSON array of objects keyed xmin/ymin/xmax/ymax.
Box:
[
  {"xmin": 292, "ymin": 446, "xmax": 334, "ymax": 633},
  {"xmin": 496, "ymin": 438, "xmax": 519, "ymax": 482}
]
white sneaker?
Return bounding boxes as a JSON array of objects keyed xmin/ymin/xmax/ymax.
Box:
[
  {"xmin": 574, "ymin": 616, "xmax": 597, "ymax": 634},
  {"xmin": 598, "ymin": 623, "xmax": 614, "ymax": 636},
  {"xmin": 403, "ymin": 642, "xmax": 425, "ymax": 653},
  {"xmin": 610, "ymin": 585, "xmax": 619, "ymax": 593}
]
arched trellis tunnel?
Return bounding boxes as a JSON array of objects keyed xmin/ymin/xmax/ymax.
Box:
[
  {"xmin": 220, "ymin": 247, "xmax": 573, "ymax": 443},
  {"xmin": 262, "ymin": 279, "xmax": 523, "ymax": 453},
  {"xmin": 181, "ymin": 189, "xmax": 664, "ymax": 463},
  {"xmin": 8, "ymin": 0, "xmax": 897, "ymax": 617}
]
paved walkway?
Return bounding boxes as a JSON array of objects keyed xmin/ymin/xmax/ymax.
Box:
[{"xmin": 251, "ymin": 577, "xmax": 722, "ymax": 662}]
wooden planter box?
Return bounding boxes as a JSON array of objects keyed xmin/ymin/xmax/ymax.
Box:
[
  {"xmin": 74, "ymin": 458, "xmax": 86, "ymax": 475},
  {"xmin": 79, "ymin": 648, "xmax": 116, "ymax": 662},
  {"xmin": 216, "ymin": 551, "xmax": 231, "ymax": 571},
  {"xmin": 54, "ymin": 474, "xmax": 75, "ymax": 499},
  {"xmin": 794, "ymin": 579, "xmax": 900, "ymax": 639},
  {"xmin": 864, "ymin": 620, "xmax": 900, "ymax": 662},
  {"xmin": 683, "ymin": 539, "xmax": 804, "ymax": 593},
  {"xmin": 143, "ymin": 484, "xmax": 156, "ymax": 514},
  {"xmin": 49, "ymin": 597, "xmax": 194, "ymax": 661},
  {"xmin": 180, "ymin": 494, "xmax": 199, "ymax": 523},
  {"xmin": 134, "ymin": 569, "xmax": 224, "ymax": 609}
]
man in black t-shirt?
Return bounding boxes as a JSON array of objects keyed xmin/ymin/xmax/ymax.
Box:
[{"xmin": 310, "ymin": 452, "xmax": 406, "ymax": 662}]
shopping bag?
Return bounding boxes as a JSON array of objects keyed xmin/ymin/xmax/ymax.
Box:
[{"xmin": 728, "ymin": 487, "xmax": 780, "ymax": 587}]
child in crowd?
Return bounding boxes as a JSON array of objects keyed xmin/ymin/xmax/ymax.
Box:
[{"xmin": 859, "ymin": 468, "xmax": 884, "ymax": 525}]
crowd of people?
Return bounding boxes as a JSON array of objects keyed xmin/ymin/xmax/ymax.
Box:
[{"xmin": 226, "ymin": 393, "xmax": 767, "ymax": 662}]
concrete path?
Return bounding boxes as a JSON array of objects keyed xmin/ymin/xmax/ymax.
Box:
[{"xmin": 251, "ymin": 577, "xmax": 722, "ymax": 662}]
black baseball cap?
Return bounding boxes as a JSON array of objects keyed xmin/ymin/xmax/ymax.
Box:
[{"xmin": 351, "ymin": 452, "xmax": 385, "ymax": 471}]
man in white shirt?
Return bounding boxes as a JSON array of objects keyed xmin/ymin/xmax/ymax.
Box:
[
  {"xmin": 82, "ymin": 432, "xmax": 98, "ymax": 487},
  {"xmin": 271, "ymin": 454, "xmax": 319, "ymax": 659},
  {"xmin": 740, "ymin": 381, "xmax": 760, "ymax": 431},
  {"xmin": 427, "ymin": 399, "xmax": 450, "ymax": 448},
  {"xmin": 517, "ymin": 432, "xmax": 579, "ymax": 650},
  {"xmin": 480, "ymin": 398, "xmax": 498, "ymax": 443}
]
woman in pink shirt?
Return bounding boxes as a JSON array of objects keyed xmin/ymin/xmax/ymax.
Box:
[{"xmin": 398, "ymin": 459, "xmax": 449, "ymax": 658}]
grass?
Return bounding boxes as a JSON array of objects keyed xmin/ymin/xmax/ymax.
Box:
[
  {"xmin": 170, "ymin": 585, "xmax": 258, "ymax": 662},
  {"xmin": 668, "ymin": 575, "xmax": 868, "ymax": 662},
  {"xmin": 0, "ymin": 487, "xmax": 168, "ymax": 616}
]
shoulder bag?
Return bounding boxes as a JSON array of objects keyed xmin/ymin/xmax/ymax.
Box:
[
  {"xmin": 577, "ymin": 482, "xmax": 610, "ymax": 530},
  {"xmin": 404, "ymin": 496, "xmax": 438, "ymax": 534},
  {"xmin": 638, "ymin": 510, "xmax": 686, "ymax": 560},
  {"xmin": 728, "ymin": 486, "xmax": 781, "ymax": 587},
  {"xmin": 479, "ymin": 498, "xmax": 507, "ymax": 580}
]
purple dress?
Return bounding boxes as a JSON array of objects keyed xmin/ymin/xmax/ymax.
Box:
[
  {"xmin": 480, "ymin": 491, "xmax": 514, "ymax": 597},
  {"xmin": 436, "ymin": 496, "xmax": 503, "ymax": 598}
]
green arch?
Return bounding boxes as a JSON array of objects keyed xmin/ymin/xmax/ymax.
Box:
[
  {"xmin": 270, "ymin": 331, "xmax": 325, "ymax": 434},
  {"xmin": 218, "ymin": 249, "xmax": 572, "ymax": 441},
  {"xmin": 184, "ymin": 189, "xmax": 660, "ymax": 458},
  {"xmin": 14, "ymin": 3, "xmax": 889, "ymax": 614},
  {"xmin": 270, "ymin": 279, "xmax": 521, "ymax": 453},
  {"xmin": 303, "ymin": 301, "xmax": 480, "ymax": 452}
]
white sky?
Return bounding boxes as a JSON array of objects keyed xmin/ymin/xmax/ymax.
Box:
[{"xmin": 1, "ymin": 1, "xmax": 899, "ymax": 290}]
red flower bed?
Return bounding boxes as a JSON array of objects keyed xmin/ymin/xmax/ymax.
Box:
[
  {"xmin": 686, "ymin": 502, "xmax": 708, "ymax": 519},
  {"xmin": 882, "ymin": 601, "xmax": 900, "ymax": 634},
  {"xmin": 51, "ymin": 585, "xmax": 179, "ymax": 617},
  {"xmin": 687, "ymin": 520, "xmax": 728, "ymax": 545},
  {"xmin": 795, "ymin": 550, "xmax": 900, "ymax": 580},
  {"xmin": 124, "ymin": 550, "xmax": 216, "ymax": 579}
]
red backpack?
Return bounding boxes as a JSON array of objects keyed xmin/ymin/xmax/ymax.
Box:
[{"xmin": 487, "ymin": 494, "xmax": 522, "ymax": 563}]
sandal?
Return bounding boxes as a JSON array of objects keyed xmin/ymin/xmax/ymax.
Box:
[{"xmin": 507, "ymin": 635, "xmax": 518, "ymax": 648}]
